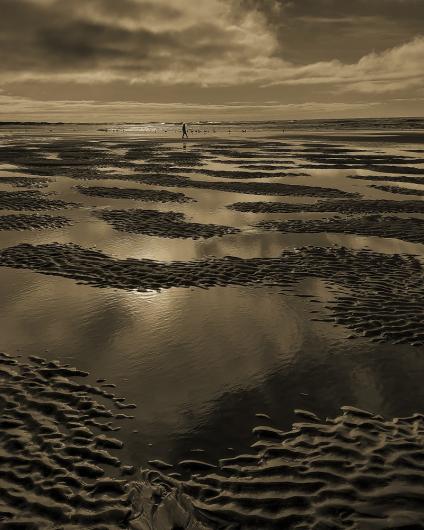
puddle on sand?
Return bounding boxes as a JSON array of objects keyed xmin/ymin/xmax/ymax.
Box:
[{"xmin": 1, "ymin": 267, "xmax": 424, "ymax": 468}]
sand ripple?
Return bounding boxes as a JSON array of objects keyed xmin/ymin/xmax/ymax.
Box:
[
  {"xmin": 0, "ymin": 190, "xmax": 77, "ymax": 211},
  {"xmin": 349, "ymin": 174, "xmax": 424, "ymax": 185},
  {"xmin": 76, "ymin": 185, "xmax": 193, "ymax": 204},
  {"xmin": 0, "ymin": 352, "xmax": 136, "ymax": 528},
  {"xmin": 97, "ymin": 209, "xmax": 239, "ymax": 239},
  {"xmin": 0, "ymin": 176, "xmax": 51, "ymax": 189},
  {"xmin": 142, "ymin": 407, "xmax": 424, "ymax": 529},
  {"xmin": 230, "ymin": 199, "xmax": 424, "ymax": 214},
  {"xmin": 258, "ymin": 215, "xmax": 424, "ymax": 245},
  {"xmin": 0, "ymin": 243, "xmax": 422, "ymax": 346},
  {"xmin": 129, "ymin": 174, "xmax": 357, "ymax": 199},
  {"xmin": 3, "ymin": 350, "xmax": 424, "ymax": 528},
  {"xmin": 0, "ymin": 214, "xmax": 71, "ymax": 231},
  {"xmin": 370, "ymin": 185, "xmax": 424, "ymax": 197}
]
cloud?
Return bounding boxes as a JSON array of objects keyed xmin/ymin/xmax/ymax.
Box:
[
  {"xmin": 262, "ymin": 37, "xmax": 424, "ymax": 95},
  {"xmin": 0, "ymin": 0, "xmax": 422, "ymax": 95},
  {"xmin": 0, "ymin": 0, "xmax": 274, "ymax": 83},
  {"xmin": 235, "ymin": 0, "xmax": 424, "ymax": 63},
  {"xmin": 0, "ymin": 0, "xmax": 422, "ymax": 119}
]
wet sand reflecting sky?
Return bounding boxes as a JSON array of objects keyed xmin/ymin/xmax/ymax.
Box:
[{"xmin": 0, "ymin": 125, "xmax": 423, "ymax": 468}]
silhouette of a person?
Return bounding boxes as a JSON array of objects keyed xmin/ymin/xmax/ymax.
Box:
[{"xmin": 182, "ymin": 122, "xmax": 188, "ymax": 139}]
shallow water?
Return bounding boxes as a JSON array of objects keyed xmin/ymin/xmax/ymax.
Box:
[
  {"xmin": 2, "ymin": 266, "xmax": 424, "ymax": 469},
  {"xmin": 0, "ymin": 124, "xmax": 423, "ymax": 471}
]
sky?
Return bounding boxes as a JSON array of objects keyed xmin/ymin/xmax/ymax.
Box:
[{"xmin": 0, "ymin": 0, "xmax": 423, "ymax": 122}]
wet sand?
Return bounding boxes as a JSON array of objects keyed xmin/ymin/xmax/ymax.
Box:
[
  {"xmin": 3, "ymin": 351, "xmax": 424, "ymax": 528},
  {"xmin": 0, "ymin": 125, "xmax": 423, "ymax": 527},
  {"xmin": 76, "ymin": 185, "xmax": 193, "ymax": 204},
  {"xmin": 230, "ymin": 199, "xmax": 424, "ymax": 214},
  {"xmin": 258, "ymin": 215, "xmax": 424, "ymax": 245},
  {"xmin": 0, "ymin": 213, "xmax": 71, "ymax": 231},
  {"xmin": 85, "ymin": 173, "xmax": 358, "ymax": 198},
  {"xmin": 139, "ymin": 406, "xmax": 424, "ymax": 529},
  {"xmin": 97, "ymin": 209, "xmax": 239, "ymax": 239},
  {"xmin": 0, "ymin": 176, "xmax": 51, "ymax": 188},
  {"xmin": 0, "ymin": 243, "xmax": 422, "ymax": 346},
  {"xmin": 348, "ymin": 174, "xmax": 424, "ymax": 185},
  {"xmin": 370, "ymin": 184, "xmax": 424, "ymax": 196},
  {"xmin": 0, "ymin": 352, "xmax": 135, "ymax": 528},
  {"xmin": 0, "ymin": 190, "xmax": 77, "ymax": 211}
]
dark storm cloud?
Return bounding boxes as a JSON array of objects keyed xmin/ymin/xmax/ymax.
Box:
[
  {"xmin": 0, "ymin": 0, "xmax": 240, "ymax": 76},
  {"xmin": 233, "ymin": 0, "xmax": 424, "ymax": 63}
]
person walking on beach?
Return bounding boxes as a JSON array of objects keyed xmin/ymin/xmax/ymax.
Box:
[{"xmin": 182, "ymin": 122, "xmax": 188, "ymax": 139}]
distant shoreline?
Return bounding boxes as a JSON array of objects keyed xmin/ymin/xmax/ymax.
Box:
[{"xmin": 1, "ymin": 116, "xmax": 424, "ymax": 127}]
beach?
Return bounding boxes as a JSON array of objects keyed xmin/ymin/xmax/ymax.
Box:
[{"xmin": 0, "ymin": 119, "xmax": 424, "ymax": 528}]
